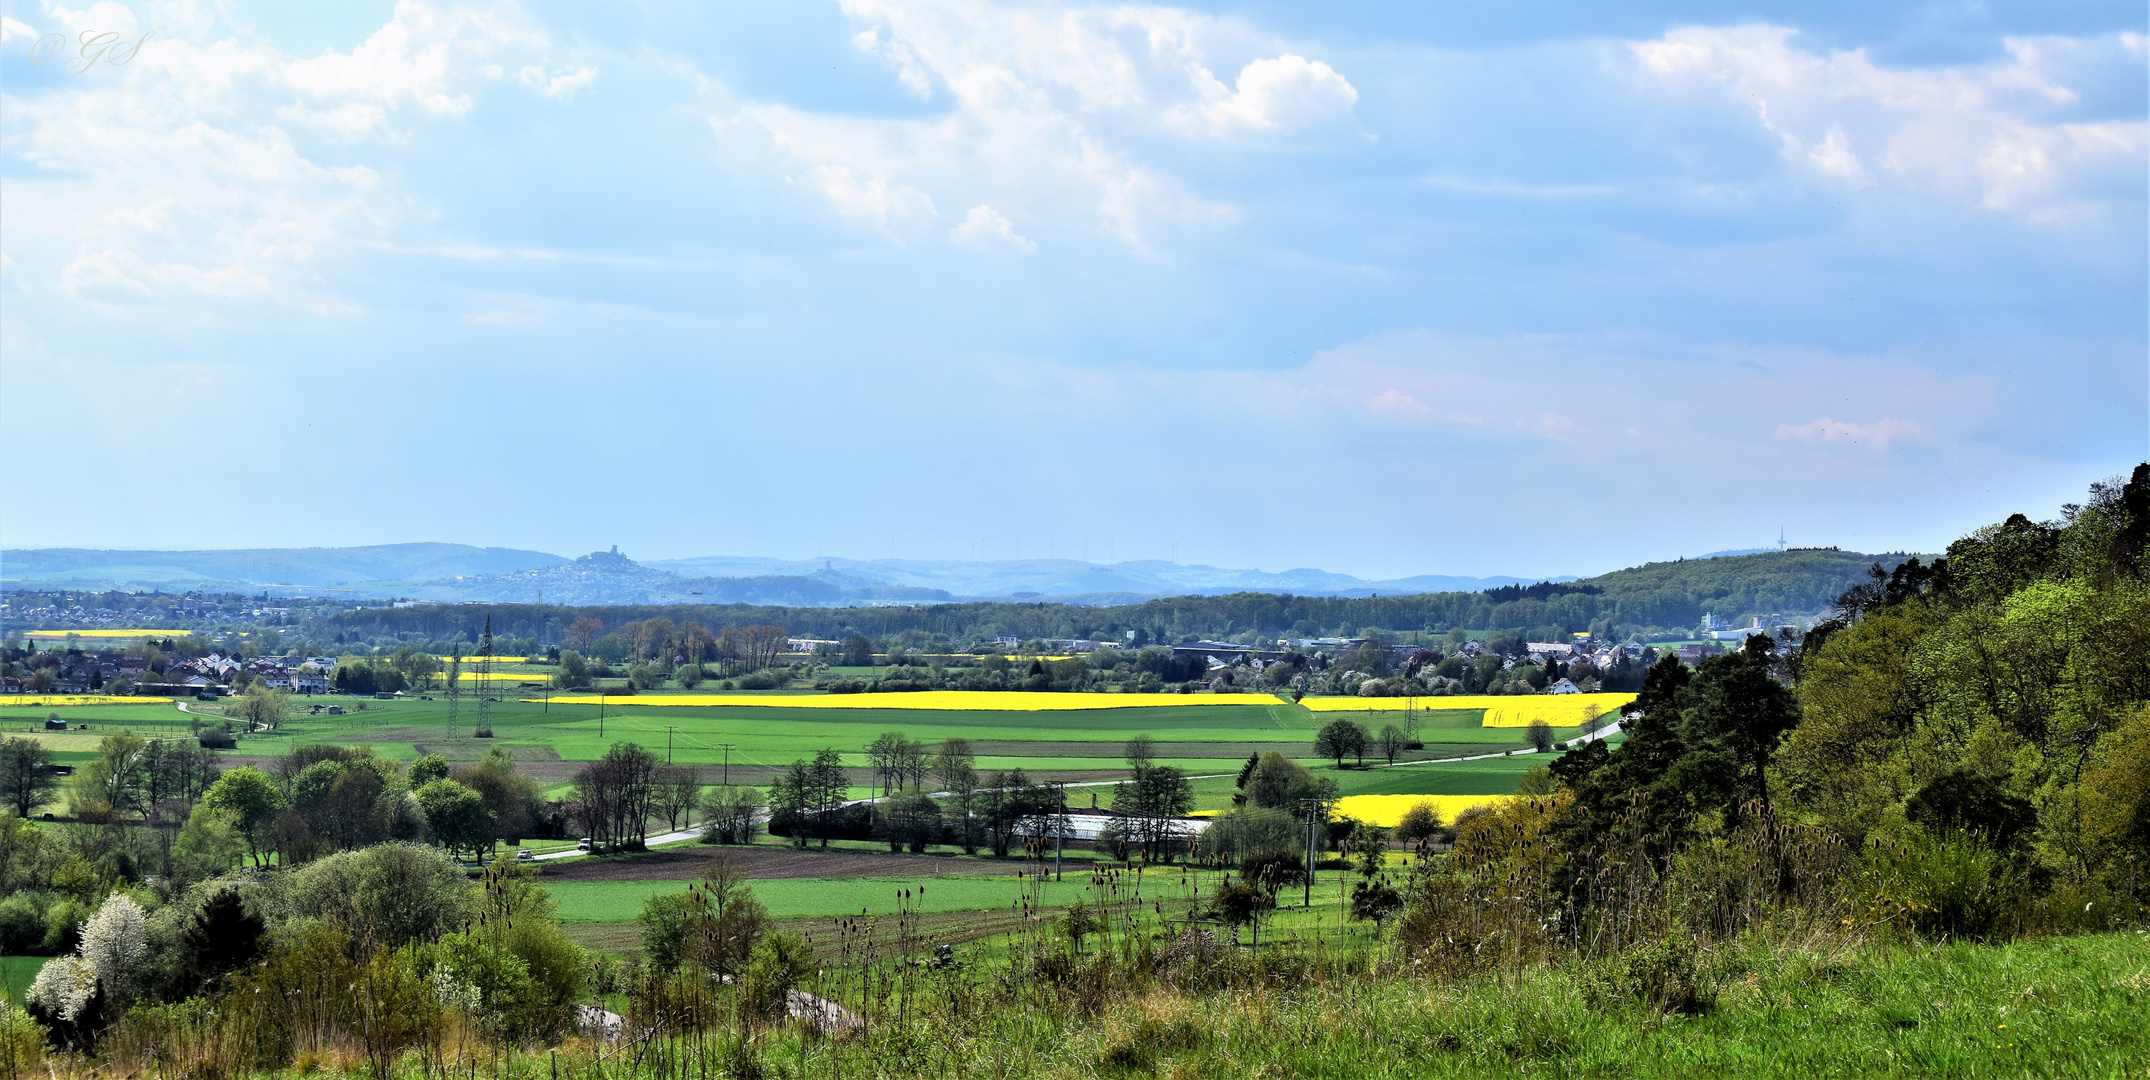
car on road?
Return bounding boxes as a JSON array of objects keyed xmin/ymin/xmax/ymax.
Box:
[
  {"xmin": 576, "ymin": 837, "xmax": 592, "ymax": 851},
  {"xmin": 516, "ymin": 849, "xmax": 534, "ymax": 861}
]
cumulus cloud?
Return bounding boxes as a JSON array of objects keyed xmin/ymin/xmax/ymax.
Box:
[
  {"xmin": 950, "ymin": 205, "xmax": 1036, "ymax": 252},
  {"xmin": 2, "ymin": 0, "xmax": 600, "ymax": 311},
  {"xmin": 1629, "ymin": 25, "xmax": 2147, "ymax": 216},
  {"xmin": 737, "ymin": 1, "xmax": 1358, "ymax": 250},
  {"xmin": 1198, "ymin": 53, "xmax": 1359, "ymax": 135}
]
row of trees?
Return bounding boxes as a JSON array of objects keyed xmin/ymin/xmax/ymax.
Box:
[
  {"xmin": 566, "ymin": 744, "xmax": 700, "ymax": 850},
  {"xmin": 563, "ymin": 616, "xmax": 788, "ymax": 672}
]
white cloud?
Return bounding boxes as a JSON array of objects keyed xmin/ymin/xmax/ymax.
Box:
[
  {"xmin": 851, "ymin": 27, "xmax": 933, "ymax": 99},
  {"xmin": 949, "ymin": 205, "xmax": 1036, "ymax": 253},
  {"xmin": 1806, "ymin": 125, "xmax": 1868, "ymax": 181},
  {"xmin": 1, "ymin": 0, "xmax": 597, "ymax": 311},
  {"xmin": 1363, "ymin": 388, "xmax": 1432, "ymax": 418},
  {"xmin": 519, "ymin": 63, "xmax": 597, "ymax": 100},
  {"xmin": 812, "ymin": 165, "xmax": 937, "ymax": 226},
  {"xmin": 1630, "ymin": 25, "xmax": 2147, "ymax": 216},
  {"xmin": 737, "ymin": 1, "xmax": 1358, "ymax": 249},
  {"xmin": 1198, "ymin": 53, "xmax": 1358, "ymax": 134},
  {"xmin": 1774, "ymin": 416, "xmax": 1934, "ymax": 449}
]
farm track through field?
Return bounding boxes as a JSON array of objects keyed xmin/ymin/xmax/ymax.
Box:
[{"xmin": 537, "ymin": 846, "xmax": 1021, "ymax": 883}]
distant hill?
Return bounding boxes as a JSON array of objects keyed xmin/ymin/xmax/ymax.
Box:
[
  {"xmin": 643, "ymin": 554, "xmax": 1542, "ymax": 601},
  {"xmin": 396, "ymin": 548, "xmax": 955, "ymax": 606},
  {"xmin": 2, "ymin": 544, "xmax": 1550, "ymax": 605},
  {"xmin": 320, "ymin": 547, "xmax": 1919, "ymax": 645},
  {"xmin": 0, "ymin": 543, "xmax": 565, "ymax": 591},
  {"xmin": 3, "ymin": 542, "xmax": 1900, "ymax": 624},
  {"xmin": 1515, "ymin": 547, "xmax": 1915, "ymax": 626}
]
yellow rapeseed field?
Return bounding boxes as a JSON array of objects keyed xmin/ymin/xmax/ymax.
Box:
[
  {"xmin": 437, "ymin": 656, "xmax": 532, "ymax": 665},
  {"xmin": 22, "ymin": 629, "xmax": 177, "ymax": 639},
  {"xmin": 531, "ymin": 690, "xmax": 1282, "ymax": 711},
  {"xmin": 1479, "ymin": 694, "xmax": 1633, "ymax": 728},
  {"xmin": 1, "ymin": 694, "xmax": 175, "ymax": 707},
  {"xmin": 1300, "ymin": 692, "xmax": 1633, "ymax": 728},
  {"xmin": 1333, "ymin": 793, "xmax": 1514, "ymax": 828},
  {"xmin": 453, "ymin": 669, "xmax": 546, "ymax": 682}
]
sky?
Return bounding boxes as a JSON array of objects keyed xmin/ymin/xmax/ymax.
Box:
[{"xmin": 0, "ymin": 0, "xmax": 2144, "ymax": 580}]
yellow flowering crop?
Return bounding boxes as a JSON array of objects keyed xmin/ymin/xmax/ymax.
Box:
[
  {"xmin": 530, "ymin": 690, "xmax": 1280, "ymax": 711},
  {"xmin": 1333, "ymin": 793, "xmax": 1515, "ymax": 828},
  {"xmin": 4, "ymin": 694, "xmax": 175, "ymax": 707},
  {"xmin": 1299, "ymin": 692, "xmax": 1633, "ymax": 728},
  {"xmin": 22, "ymin": 629, "xmax": 177, "ymax": 639},
  {"xmin": 437, "ymin": 656, "xmax": 531, "ymax": 665},
  {"xmin": 1479, "ymin": 694, "xmax": 1634, "ymax": 727}
]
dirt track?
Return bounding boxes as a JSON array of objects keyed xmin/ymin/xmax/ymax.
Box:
[{"xmin": 536, "ymin": 845, "xmax": 1024, "ymax": 883}]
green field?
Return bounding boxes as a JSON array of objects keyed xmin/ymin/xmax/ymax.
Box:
[
  {"xmin": 2, "ymin": 955, "xmax": 49, "ymax": 1004},
  {"xmin": 7, "ymin": 689, "xmax": 1595, "ymax": 819},
  {"xmin": 241, "ymin": 691, "xmax": 1575, "ymax": 784},
  {"xmin": 548, "ymin": 870, "xmax": 1153, "ymax": 923}
]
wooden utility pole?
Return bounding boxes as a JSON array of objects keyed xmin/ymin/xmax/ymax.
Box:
[{"xmin": 718, "ymin": 743, "xmax": 735, "ymax": 786}]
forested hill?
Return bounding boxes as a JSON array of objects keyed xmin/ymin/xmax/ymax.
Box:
[
  {"xmin": 320, "ymin": 548, "xmax": 1914, "ymax": 645},
  {"xmin": 1, "ymin": 543, "xmax": 564, "ymax": 588}
]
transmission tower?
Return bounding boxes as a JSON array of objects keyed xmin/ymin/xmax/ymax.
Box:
[
  {"xmin": 446, "ymin": 650, "xmax": 463, "ymax": 742},
  {"xmin": 475, "ymin": 616, "xmax": 495, "ymax": 735}
]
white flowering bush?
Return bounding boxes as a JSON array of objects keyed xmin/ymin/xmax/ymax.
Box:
[
  {"xmin": 26, "ymin": 892, "xmax": 148, "ymax": 1031},
  {"xmin": 26, "ymin": 955, "xmax": 96, "ymax": 1023},
  {"xmin": 77, "ymin": 893, "xmax": 147, "ymax": 1008}
]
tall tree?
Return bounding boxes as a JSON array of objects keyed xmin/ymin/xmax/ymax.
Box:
[
  {"xmin": 1314, "ymin": 719, "xmax": 1368, "ymax": 769},
  {"xmin": 654, "ymin": 766, "xmax": 701, "ymax": 832},
  {"xmin": 934, "ymin": 738, "xmax": 979, "ymax": 853},
  {"xmin": 202, "ymin": 765, "xmax": 283, "ymax": 867},
  {"xmin": 1376, "ymin": 724, "xmax": 1409, "ymax": 765},
  {"xmin": 0, "ymin": 736, "xmax": 58, "ymax": 817},
  {"xmin": 806, "ymin": 748, "xmax": 850, "ymax": 848}
]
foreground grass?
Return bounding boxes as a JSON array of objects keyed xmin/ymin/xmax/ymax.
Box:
[{"xmin": 746, "ymin": 931, "xmax": 2148, "ymax": 1079}]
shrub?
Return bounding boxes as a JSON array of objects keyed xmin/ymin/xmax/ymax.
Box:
[
  {"xmin": 0, "ymin": 989, "xmax": 42, "ymax": 1077},
  {"xmin": 1394, "ymin": 802, "xmax": 1444, "ymax": 845},
  {"xmin": 1586, "ymin": 939, "xmax": 1718, "ymax": 1016},
  {"xmin": 1862, "ymin": 830, "xmax": 2032, "ymax": 941},
  {"xmin": 0, "ymin": 893, "xmax": 48, "ymax": 955},
  {"xmin": 472, "ymin": 725, "xmax": 493, "ymax": 739},
  {"xmin": 1240, "ymin": 849, "xmax": 1306, "ymax": 892},
  {"xmin": 1197, "ymin": 807, "xmax": 1299, "ymax": 864},
  {"xmin": 742, "ymin": 931, "xmax": 813, "ymax": 1023},
  {"xmin": 736, "ymin": 670, "xmax": 784, "ymax": 691},
  {"xmin": 286, "ymin": 843, "xmax": 473, "ymax": 948}
]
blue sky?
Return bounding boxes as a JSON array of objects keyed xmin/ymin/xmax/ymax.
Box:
[{"xmin": 1, "ymin": 0, "xmax": 2143, "ymax": 579}]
